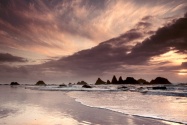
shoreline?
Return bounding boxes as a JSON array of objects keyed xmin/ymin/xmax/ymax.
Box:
[
  {"xmin": 0, "ymin": 85, "xmax": 186, "ymax": 125},
  {"xmin": 70, "ymin": 94, "xmax": 185, "ymax": 125}
]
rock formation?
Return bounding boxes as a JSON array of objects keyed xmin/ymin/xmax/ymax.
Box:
[
  {"xmin": 118, "ymin": 76, "xmax": 124, "ymax": 84},
  {"xmin": 123, "ymin": 77, "xmax": 139, "ymax": 84},
  {"xmin": 111, "ymin": 75, "xmax": 118, "ymax": 84},
  {"xmin": 35, "ymin": 81, "xmax": 46, "ymax": 86},
  {"xmin": 82, "ymin": 84, "xmax": 92, "ymax": 88},
  {"xmin": 10, "ymin": 82, "xmax": 20, "ymax": 85},
  {"xmin": 150, "ymin": 77, "xmax": 171, "ymax": 84},
  {"xmin": 95, "ymin": 78, "xmax": 106, "ymax": 85},
  {"xmin": 107, "ymin": 80, "xmax": 111, "ymax": 84},
  {"xmin": 138, "ymin": 79, "xmax": 149, "ymax": 84},
  {"xmin": 77, "ymin": 81, "xmax": 87, "ymax": 85}
]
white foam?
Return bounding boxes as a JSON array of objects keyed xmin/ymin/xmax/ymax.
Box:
[{"xmin": 68, "ymin": 91, "xmax": 187, "ymax": 124}]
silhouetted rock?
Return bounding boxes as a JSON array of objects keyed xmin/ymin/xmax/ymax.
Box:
[
  {"xmin": 138, "ymin": 79, "xmax": 149, "ymax": 84},
  {"xmin": 150, "ymin": 77, "xmax": 171, "ymax": 84},
  {"xmin": 77, "ymin": 81, "xmax": 87, "ymax": 85},
  {"xmin": 10, "ymin": 82, "xmax": 20, "ymax": 85},
  {"xmin": 124, "ymin": 77, "xmax": 139, "ymax": 84},
  {"xmin": 111, "ymin": 75, "xmax": 118, "ymax": 84},
  {"xmin": 118, "ymin": 76, "xmax": 124, "ymax": 84},
  {"xmin": 152, "ymin": 86, "xmax": 167, "ymax": 90},
  {"xmin": 95, "ymin": 78, "xmax": 106, "ymax": 85},
  {"xmin": 59, "ymin": 83, "xmax": 67, "ymax": 87},
  {"xmin": 82, "ymin": 84, "xmax": 92, "ymax": 88},
  {"xmin": 35, "ymin": 81, "xmax": 46, "ymax": 86},
  {"xmin": 107, "ymin": 80, "xmax": 111, "ymax": 84}
]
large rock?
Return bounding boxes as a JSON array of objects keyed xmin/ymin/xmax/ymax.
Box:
[
  {"xmin": 118, "ymin": 76, "xmax": 124, "ymax": 84},
  {"xmin": 138, "ymin": 79, "xmax": 149, "ymax": 84},
  {"xmin": 35, "ymin": 81, "xmax": 46, "ymax": 86},
  {"xmin": 77, "ymin": 81, "xmax": 87, "ymax": 85},
  {"xmin": 124, "ymin": 77, "xmax": 139, "ymax": 84},
  {"xmin": 95, "ymin": 78, "xmax": 106, "ymax": 85},
  {"xmin": 82, "ymin": 84, "xmax": 92, "ymax": 88},
  {"xmin": 111, "ymin": 75, "xmax": 118, "ymax": 84},
  {"xmin": 150, "ymin": 77, "xmax": 171, "ymax": 84},
  {"xmin": 107, "ymin": 80, "xmax": 111, "ymax": 84},
  {"xmin": 10, "ymin": 82, "xmax": 20, "ymax": 85}
]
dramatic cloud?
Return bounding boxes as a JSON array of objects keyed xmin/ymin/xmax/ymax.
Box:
[
  {"xmin": 0, "ymin": 53, "xmax": 27, "ymax": 63},
  {"xmin": 0, "ymin": 0, "xmax": 186, "ymax": 58},
  {"xmin": 0, "ymin": 0, "xmax": 187, "ymax": 83},
  {"xmin": 38, "ymin": 13, "xmax": 187, "ymax": 82}
]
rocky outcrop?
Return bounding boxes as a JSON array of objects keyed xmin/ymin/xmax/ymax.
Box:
[
  {"xmin": 150, "ymin": 77, "xmax": 171, "ymax": 84},
  {"xmin": 138, "ymin": 79, "xmax": 149, "ymax": 84},
  {"xmin": 82, "ymin": 84, "xmax": 92, "ymax": 88},
  {"xmin": 124, "ymin": 77, "xmax": 139, "ymax": 84},
  {"xmin": 95, "ymin": 78, "xmax": 106, "ymax": 85},
  {"xmin": 118, "ymin": 76, "xmax": 124, "ymax": 84},
  {"xmin": 35, "ymin": 81, "xmax": 46, "ymax": 86},
  {"xmin": 107, "ymin": 80, "xmax": 111, "ymax": 84},
  {"xmin": 10, "ymin": 82, "xmax": 20, "ymax": 85},
  {"xmin": 111, "ymin": 75, "xmax": 118, "ymax": 84},
  {"xmin": 77, "ymin": 81, "xmax": 87, "ymax": 85}
]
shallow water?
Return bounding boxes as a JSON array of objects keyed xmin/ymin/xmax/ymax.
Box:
[
  {"xmin": 0, "ymin": 85, "xmax": 174, "ymax": 125},
  {"xmin": 68, "ymin": 91, "xmax": 187, "ymax": 124}
]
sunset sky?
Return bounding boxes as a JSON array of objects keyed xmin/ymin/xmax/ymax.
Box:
[{"xmin": 0, "ymin": 0, "xmax": 187, "ymax": 84}]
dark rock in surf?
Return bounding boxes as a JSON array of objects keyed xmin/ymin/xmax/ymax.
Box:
[
  {"xmin": 82, "ymin": 84, "xmax": 92, "ymax": 88},
  {"xmin": 35, "ymin": 81, "xmax": 46, "ymax": 86},
  {"xmin": 10, "ymin": 82, "xmax": 20, "ymax": 85}
]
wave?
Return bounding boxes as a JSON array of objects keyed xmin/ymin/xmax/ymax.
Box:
[{"xmin": 67, "ymin": 91, "xmax": 187, "ymax": 125}]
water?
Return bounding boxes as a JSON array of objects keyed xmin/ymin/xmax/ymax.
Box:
[
  {"xmin": 0, "ymin": 85, "xmax": 175, "ymax": 125},
  {"xmin": 68, "ymin": 90, "xmax": 187, "ymax": 124}
]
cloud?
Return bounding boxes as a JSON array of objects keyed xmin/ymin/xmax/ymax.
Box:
[
  {"xmin": 182, "ymin": 62, "xmax": 187, "ymax": 68},
  {"xmin": 129, "ymin": 13, "xmax": 187, "ymax": 64},
  {"xmin": 0, "ymin": 0, "xmax": 186, "ymax": 58},
  {"xmin": 0, "ymin": 53, "xmax": 27, "ymax": 63},
  {"xmin": 39, "ymin": 12, "xmax": 187, "ymax": 78}
]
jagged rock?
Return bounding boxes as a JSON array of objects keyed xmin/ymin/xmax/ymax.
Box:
[
  {"xmin": 118, "ymin": 76, "xmax": 124, "ymax": 84},
  {"xmin": 138, "ymin": 79, "xmax": 149, "ymax": 84},
  {"xmin": 150, "ymin": 77, "xmax": 171, "ymax": 84},
  {"xmin": 107, "ymin": 80, "xmax": 111, "ymax": 84},
  {"xmin": 82, "ymin": 84, "xmax": 92, "ymax": 88},
  {"xmin": 10, "ymin": 82, "xmax": 20, "ymax": 85},
  {"xmin": 111, "ymin": 75, "xmax": 118, "ymax": 84},
  {"xmin": 77, "ymin": 81, "xmax": 87, "ymax": 85},
  {"xmin": 152, "ymin": 86, "xmax": 167, "ymax": 90},
  {"xmin": 95, "ymin": 78, "xmax": 106, "ymax": 85},
  {"xmin": 35, "ymin": 81, "xmax": 46, "ymax": 86},
  {"xmin": 124, "ymin": 77, "xmax": 139, "ymax": 84}
]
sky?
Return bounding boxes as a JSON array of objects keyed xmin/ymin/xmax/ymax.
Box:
[{"xmin": 0, "ymin": 0, "xmax": 187, "ymax": 84}]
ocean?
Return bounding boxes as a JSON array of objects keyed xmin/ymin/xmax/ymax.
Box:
[{"xmin": 0, "ymin": 85, "xmax": 186, "ymax": 125}]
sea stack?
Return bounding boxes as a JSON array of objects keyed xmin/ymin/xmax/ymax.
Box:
[
  {"xmin": 111, "ymin": 75, "xmax": 118, "ymax": 84},
  {"xmin": 95, "ymin": 78, "xmax": 106, "ymax": 85},
  {"xmin": 35, "ymin": 81, "xmax": 46, "ymax": 86},
  {"xmin": 124, "ymin": 77, "xmax": 139, "ymax": 84},
  {"xmin": 150, "ymin": 77, "xmax": 171, "ymax": 84},
  {"xmin": 77, "ymin": 81, "xmax": 87, "ymax": 85},
  {"xmin": 10, "ymin": 82, "xmax": 20, "ymax": 85}
]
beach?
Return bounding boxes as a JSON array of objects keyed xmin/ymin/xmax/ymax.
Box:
[{"xmin": 0, "ymin": 85, "xmax": 186, "ymax": 125}]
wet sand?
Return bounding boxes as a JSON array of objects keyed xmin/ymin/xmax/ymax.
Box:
[{"xmin": 0, "ymin": 86, "xmax": 181, "ymax": 125}]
